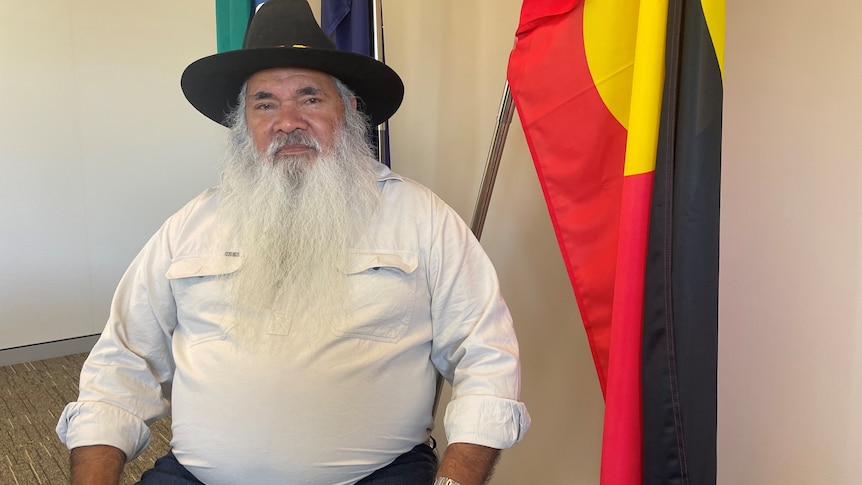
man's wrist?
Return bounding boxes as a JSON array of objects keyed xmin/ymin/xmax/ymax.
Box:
[
  {"xmin": 70, "ymin": 445, "xmax": 126, "ymax": 485},
  {"xmin": 436, "ymin": 442, "xmax": 500, "ymax": 485}
]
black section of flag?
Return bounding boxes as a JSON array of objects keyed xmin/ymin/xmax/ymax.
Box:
[{"xmin": 642, "ymin": 0, "xmax": 722, "ymax": 483}]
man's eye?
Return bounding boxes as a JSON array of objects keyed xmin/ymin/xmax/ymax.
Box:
[
  {"xmin": 306, "ymin": 97, "xmax": 321, "ymax": 104},
  {"xmin": 255, "ymin": 103, "xmax": 274, "ymax": 110}
]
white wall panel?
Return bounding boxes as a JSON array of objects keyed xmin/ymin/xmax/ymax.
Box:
[{"xmin": 0, "ymin": 0, "xmax": 223, "ymax": 348}]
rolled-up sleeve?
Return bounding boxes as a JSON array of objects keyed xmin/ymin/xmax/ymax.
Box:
[
  {"xmin": 427, "ymin": 196, "xmax": 531, "ymax": 449},
  {"xmin": 56, "ymin": 401, "xmax": 155, "ymax": 461},
  {"xmin": 443, "ymin": 395, "xmax": 530, "ymax": 449},
  {"xmin": 56, "ymin": 209, "xmax": 182, "ymax": 461}
]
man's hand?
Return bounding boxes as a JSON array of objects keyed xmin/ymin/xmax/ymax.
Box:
[
  {"xmin": 437, "ymin": 442, "xmax": 500, "ymax": 485},
  {"xmin": 70, "ymin": 445, "xmax": 126, "ymax": 485}
]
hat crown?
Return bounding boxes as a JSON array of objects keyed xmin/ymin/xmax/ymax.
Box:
[
  {"xmin": 181, "ymin": 0, "xmax": 404, "ymax": 127},
  {"xmin": 243, "ymin": 0, "xmax": 336, "ymax": 51}
]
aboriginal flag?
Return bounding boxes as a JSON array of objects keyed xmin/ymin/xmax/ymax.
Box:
[{"xmin": 507, "ymin": 0, "xmax": 723, "ymax": 483}]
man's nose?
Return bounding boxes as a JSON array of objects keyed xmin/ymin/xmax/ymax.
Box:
[{"xmin": 273, "ymin": 104, "xmax": 308, "ymax": 133}]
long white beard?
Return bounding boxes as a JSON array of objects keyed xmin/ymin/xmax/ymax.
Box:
[{"xmin": 216, "ymin": 121, "xmax": 381, "ymax": 335}]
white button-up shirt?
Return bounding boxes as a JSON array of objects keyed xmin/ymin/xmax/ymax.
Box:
[{"xmin": 57, "ymin": 164, "xmax": 530, "ymax": 485}]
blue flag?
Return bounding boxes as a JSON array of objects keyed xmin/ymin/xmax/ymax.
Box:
[
  {"xmin": 321, "ymin": 0, "xmax": 372, "ymax": 56},
  {"xmin": 321, "ymin": 0, "xmax": 391, "ymax": 167}
]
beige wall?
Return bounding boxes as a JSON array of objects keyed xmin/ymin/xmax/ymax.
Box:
[
  {"xmin": 719, "ymin": 1, "xmax": 862, "ymax": 483},
  {"xmin": 379, "ymin": 2, "xmax": 604, "ymax": 483}
]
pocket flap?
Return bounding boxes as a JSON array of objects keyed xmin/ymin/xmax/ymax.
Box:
[
  {"xmin": 166, "ymin": 254, "xmax": 243, "ymax": 279},
  {"xmin": 347, "ymin": 250, "xmax": 418, "ymax": 275}
]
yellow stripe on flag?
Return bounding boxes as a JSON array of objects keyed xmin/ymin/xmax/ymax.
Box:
[
  {"xmin": 701, "ymin": 0, "xmax": 725, "ymax": 79},
  {"xmin": 623, "ymin": 0, "xmax": 668, "ymax": 177}
]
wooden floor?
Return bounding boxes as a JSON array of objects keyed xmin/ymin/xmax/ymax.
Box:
[{"xmin": 0, "ymin": 353, "xmax": 171, "ymax": 484}]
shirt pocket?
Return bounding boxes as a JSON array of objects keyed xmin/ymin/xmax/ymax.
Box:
[
  {"xmin": 336, "ymin": 250, "xmax": 419, "ymax": 343},
  {"xmin": 166, "ymin": 254, "xmax": 242, "ymax": 346}
]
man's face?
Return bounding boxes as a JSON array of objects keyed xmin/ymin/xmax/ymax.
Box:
[{"xmin": 244, "ymin": 67, "xmax": 349, "ymax": 162}]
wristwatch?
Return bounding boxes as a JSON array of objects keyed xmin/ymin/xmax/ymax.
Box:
[{"xmin": 433, "ymin": 478, "xmax": 463, "ymax": 485}]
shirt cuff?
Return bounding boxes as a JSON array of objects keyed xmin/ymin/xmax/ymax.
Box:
[
  {"xmin": 56, "ymin": 401, "xmax": 152, "ymax": 461},
  {"xmin": 443, "ymin": 394, "xmax": 531, "ymax": 449}
]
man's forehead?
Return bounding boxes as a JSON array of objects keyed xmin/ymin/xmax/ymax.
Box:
[
  {"xmin": 249, "ymin": 85, "xmax": 324, "ymax": 99},
  {"xmin": 247, "ymin": 67, "xmax": 336, "ymax": 90}
]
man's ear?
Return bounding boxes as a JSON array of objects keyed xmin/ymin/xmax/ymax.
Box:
[{"xmin": 350, "ymin": 96, "xmax": 358, "ymax": 110}]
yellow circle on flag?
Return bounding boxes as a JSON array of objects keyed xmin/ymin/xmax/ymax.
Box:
[{"xmin": 583, "ymin": 0, "xmax": 639, "ymax": 131}]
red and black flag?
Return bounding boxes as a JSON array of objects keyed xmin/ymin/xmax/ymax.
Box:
[{"xmin": 507, "ymin": 0, "xmax": 723, "ymax": 483}]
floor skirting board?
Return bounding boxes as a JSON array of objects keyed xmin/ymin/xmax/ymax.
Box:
[{"xmin": 0, "ymin": 335, "xmax": 99, "ymax": 367}]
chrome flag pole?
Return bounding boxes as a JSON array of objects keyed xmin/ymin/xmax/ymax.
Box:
[
  {"xmin": 470, "ymin": 81, "xmax": 515, "ymax": 239},
  {"xmin": 432, "ymin": 81, "xmax": 516, "ymax": 417},
  {"xmin": 371, "ymin": 0, "xmax": 388, "ymax": 166}
]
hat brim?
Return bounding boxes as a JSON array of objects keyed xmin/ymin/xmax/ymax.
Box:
[{"xmin": 181, "ymin": 47, "xmax": 404, "ymax": 127}]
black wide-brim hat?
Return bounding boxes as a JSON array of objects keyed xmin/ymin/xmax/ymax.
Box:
[{"xmin": 181, "ymin": 0, "xmax": 404, "ymax": 127}]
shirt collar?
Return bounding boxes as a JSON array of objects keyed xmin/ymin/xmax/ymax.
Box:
[{"xmin": 373, "ymin": 162, "xmax": 403, "ymax": 183}]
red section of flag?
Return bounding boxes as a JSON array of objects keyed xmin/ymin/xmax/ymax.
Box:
[
  {"xmin": 514, "ymin": 0, "xmax": 581, "ymax": 34},
  {"xmin": 507, "ymin": 0, "xmax": 625, "ymax": 396},
  {"xmin": 601, "ymin": 170, "xmax": 653, "ymax": 484},
  {"xmin": 508, "ymin": 1, "xmax": 654, "ymax": 484}
]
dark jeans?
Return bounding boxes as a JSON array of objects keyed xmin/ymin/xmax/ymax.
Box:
[{"xmin": 136, "ymin": 444, "xmax": 438, "ymax": 484}]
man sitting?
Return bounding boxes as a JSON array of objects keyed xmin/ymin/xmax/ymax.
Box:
[{"xmin": 57, "ymin": 1, "xmax": 530, "ymax": 484}]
